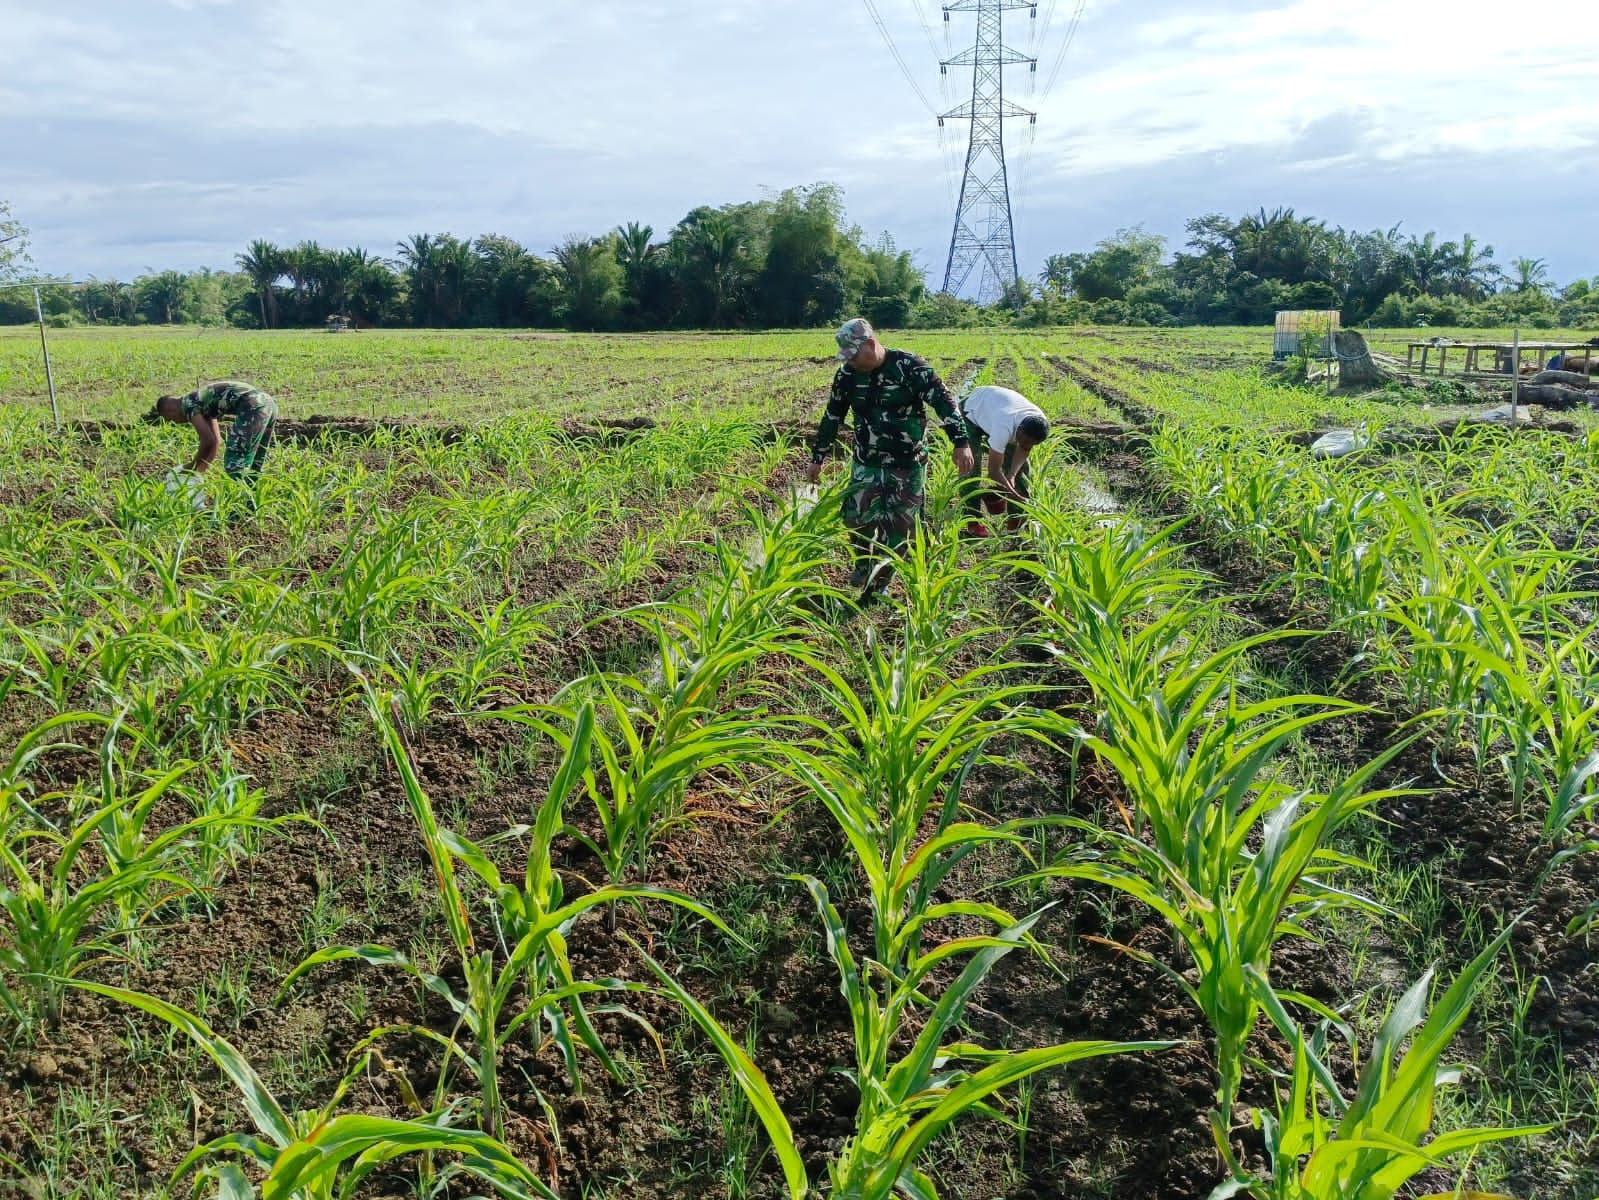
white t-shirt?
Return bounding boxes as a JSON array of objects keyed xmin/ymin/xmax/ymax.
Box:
[{"xmin": 961, "ymin": 386, "xmax": 1045, "ymax": 449}]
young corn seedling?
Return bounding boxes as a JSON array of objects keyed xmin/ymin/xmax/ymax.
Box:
[
  {"xmin": 71, "ymin": 981, "xmax": 552, "ymax": 1200},
  {"xmin": 284, "ymin": 691, "xmax": 729, "ymax": 1142},
  {"xmin": 444, "ymin": 597, "xmax": 559, "ymax": 712},
  {"xmin": 0, "ymin": 713, "xmax": 252, "ymax": 1028},
  {"xmin": 495, "ymin": 499, "xmax": 833, "ymax": 888},
  {"xmin": 1215, "ymin": 923, "xmax": 1551, "ymax": 1200},
  {"xmin": 1022, "ymin": 510, "xmax": 1415, "ymax": 1155}
]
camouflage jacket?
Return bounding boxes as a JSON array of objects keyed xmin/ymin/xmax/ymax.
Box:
[
  {"xmin": 811, "ymin": 351, "xmax": 969, "ymax": 467},
  {"xmin": 180, "ymin": 381, "xmax": 273, "ymax": 420}
]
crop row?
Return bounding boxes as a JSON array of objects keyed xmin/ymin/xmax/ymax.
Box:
[{"xmin": 0, "ymin": 384, "xmax": 1543, "ymax": 1199}]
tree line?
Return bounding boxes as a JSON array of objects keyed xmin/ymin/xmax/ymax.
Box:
[
  {"xmin": 2, "ymin": 186, "xmax": 934, "ymax": 332},
  {"xmin": 1028, "ymin": 210, "xmax": 1598, "ymax": 329},
  {"xmin": 4, "ymin": 193, "xmax": 1595, "ymax": 330}
]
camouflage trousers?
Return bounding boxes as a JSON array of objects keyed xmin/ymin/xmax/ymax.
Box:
[
  {"xmin": 843, "ymin": 459, "xmax": 926, "ymax": 576},
  {"xmin": 222, "ymin": 396, "xmax": 277, "ymax": 489}
]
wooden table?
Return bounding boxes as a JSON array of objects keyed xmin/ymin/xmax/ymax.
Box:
[{"xmin": 1405, "ymin": 340, "xmax": 1596, "ymax": 376}]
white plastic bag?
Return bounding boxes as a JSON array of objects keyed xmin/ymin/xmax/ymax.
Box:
[
  {"xmin": 1309, "ymin": 429, "xmax": 1369, "ymax": 459},
  {"xmin": 163, "ymin": 468, "xmax": 208, "ymax": 511},
  {"xmin": 1472, "ymin": 405, "xmax": 1532, "ymax": 424}
]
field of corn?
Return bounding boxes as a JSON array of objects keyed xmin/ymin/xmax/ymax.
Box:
[{"xmin": 0, "ymin": 325, "xmax": 1596, "ymax": 1200}]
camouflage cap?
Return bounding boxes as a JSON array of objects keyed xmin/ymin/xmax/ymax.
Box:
[{"xmin": 834, "ymin": 317, "xmax": 875, "ymax": 361}]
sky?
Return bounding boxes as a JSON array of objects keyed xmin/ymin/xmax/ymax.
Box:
[{"xmin": 3, "ymin": 0, "xmax": 1597, "ymax": 291}]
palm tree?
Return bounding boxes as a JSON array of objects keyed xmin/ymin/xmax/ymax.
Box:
[
  {"xmin": 1511, "ymin": 256, "xmax": 1551, "ymax": 295},
  {"xmin": 685, "ymin": 213, "xmax": 747, "ymax": 327},
  {"xmin": 614, "ymin": 222, "xmax": 654, "ymax": 280},
  {"xmin": 313, "ymin": 248, "xmax": 372, "ymax": 320},
  {"xmin": 553, "ymin": 235, "xmax": 623, "ymax": 330},
  {"xmin": 1403, "ymin": 232, "xmax": 1452, "ymax": 295},
  {"xmin": 136, "ymin": 270, "xmax": 188, "ymax": 325},
  {"xmin": 236, "ymin": 240, "xmax": 284, "ymax": 329},
  {"xmin": 398, "ymin": 234, "xmax": 475, "ymax": 326},
  {"xmin": 1039, "ymin": 253, "xmax": 1073, "ymax": 296},
  {"xmin": 398, "ymin": 234, "xmax": 442, "ymax": 325},
  {"xmin": 1447, "ymin": 234, "xmax": 1497, "ymax": 300}
]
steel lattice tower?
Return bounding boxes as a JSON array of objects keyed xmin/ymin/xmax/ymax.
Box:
[{"xmin": 939, "ymin": 0, "xmax": 1036, "ymax": 307}]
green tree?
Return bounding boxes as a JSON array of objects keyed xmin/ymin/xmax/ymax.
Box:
[
  {"xmin": 1511, "ymin": 256, "xmax": 1551, "ymax": 295},
  {"xmin": 75, "ymin": 278, "xmax": 134, "ymax": 324},
  {"xmin": 1038, "ymin": 253, "xmax": 1073, "ymax": 296},
  {"xmin": 1403, "ymin": 231, "xmax": 1452, "ymax": 295},
  {"xmin": 1052, "ymin": 226, "xmax": 1166, "ymax": 302},
  {"xmin": 553, "ymin": 235, "xmax": 624, "ymax": 330},
  {"xmin": 613, "ymin": 222, "xmax": 655, "ymax": 287},
  {"xmin": 398, "ymin": 233, "xmax": 476, "ymax": 326},
  {"xmin": 135, "ymin": 270, "xmax": 188, "ymax": 324},
  {"xmin": 855, "ymin": 234, "xmax": 925, "ymax": 329},
  {"xmin": 236, "ymin": 240, "xmax": 285, "ymax": 329},
  {"xmin": 677, "ymin": 211, "xmax": 752, "ymax": 328},
  {"xmin": 0, "ymin": 201, "xmax": 30, "ymax": 283},
  {"xmin": 756, "ymin": 185, "xmax": 847, "ymax": 327},
  {"xmin": 1447, "ymin": 233, "xmax": 1498, "ymax": 300},
  {"xmin": 474, "ymin": 234, "xmax": 555, "ymax": 327}
]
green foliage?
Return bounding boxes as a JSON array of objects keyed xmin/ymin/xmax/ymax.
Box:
[
  {"xmin": 0, "ymin": 715, "xmax": 276, "ymax": 1029},
  {"xmin": 285, "ymin": 689, "xmax": 732, "ymax": 1140},
  {"xmin": 1216, "ymin": 925, "xmax": 1551, "ymax": 1200},
  {"xmin": 553, "ymin": 235, "xmax": 626, "ymax": 331},
  {"xmin": 1042, "ymin": 226, "xmax": 1166, "ymax": 302},
  {"xmin": 0, "ymin": 200, "xmax": 29, "ymax": 283},
  {"xmin": 73, "ymin": 980, "xmax": 552, "ymax": 1200}
]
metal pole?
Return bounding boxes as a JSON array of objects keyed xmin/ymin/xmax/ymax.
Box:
[
  {"xmin": 1510, "ymin": 326, "xmax": 1520, "ymax": 430},
  {"xmin": 33, "ymin": 286, "xmax": 60, "ymax": 430}
]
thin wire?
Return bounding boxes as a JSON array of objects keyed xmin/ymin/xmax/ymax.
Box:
[
  {"xmin": 908, "ymin": 0, "xmax": 945, "ymax": 65},
  {"xmin": 1039, "ymin": 0, "xmax": 1086, "ymax": 100},
  {"xmin": 860, "ymin": 0, "xmax": 940, "ymax": 117},
  {"xmin": 1035, "ymin": 0, "xmax": 1060, "ymax": 47}
]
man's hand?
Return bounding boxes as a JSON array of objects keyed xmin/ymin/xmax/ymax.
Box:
[
  {"xmin": 952, "ymin": 445, "xmax": 975, "ymax": 475},
  {"xmin": 805, "ymin": 459, "xmax": 824, "ymax": 484}
]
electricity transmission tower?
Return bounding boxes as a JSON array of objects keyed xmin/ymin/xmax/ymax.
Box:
[{"xmin": 939, "ymin": 0, "xmax": 1036, "ymax": 306}]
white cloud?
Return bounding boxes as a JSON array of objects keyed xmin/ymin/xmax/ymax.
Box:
[{"xmin": 2, "ymin": 0, "xmax": 1595, "ymax": 284}]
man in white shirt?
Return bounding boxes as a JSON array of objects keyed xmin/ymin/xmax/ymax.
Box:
[{"xmin": 958, "ymin": 385, "xmax": 1050, "ymax": 536}]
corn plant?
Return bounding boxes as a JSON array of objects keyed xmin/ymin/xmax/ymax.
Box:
[
  {"xmin": 381, "ymin": 650, "xmax": 454, "ymax": 736},
  {"xmin": 445, "ymin": 596, "xmax": 559, "ymax": 711},
  {"xmin": 1285, "ymin": 488, "xmax": 1399, "ymax": 647},
  {"xmin": 496, "ymin": 497, "xmax": 834, "ymax": 887},
  {"xmin": 0, "ymin": 714, "xmax": 244, "ymax": 1027},
  {"xmin": 1379, "ymin": 499, "xmax": 1560, "ymax": 741},
  {"xmin": 284, "ymin": 691, "xmax": 729, "ymax": 1141},
  {"xmin": 72, "ymin": 981, "xmax": 552, "ymax": 1200},
  {"xmin": 1022, "ymin": 491, "xmax": 1419, "ymax": 1151},
  {"xmin": 1214, "ymin": 924, "xmax": 1551, "ymax": 1200},
  {"xmin": 772, "ymin": 535, "xmax": 1176, "ymax": 1199},
  {"xmin": 1016, "ymin": 510, "xmax": 1206, "ymax": 700},
  {"xmin": 1032, "ymin": 741, "xmax": 1411, "ymax": 1160},
  {"xmin": 313, "ymin": 512, "xmax": 452, "ymax": 656}
]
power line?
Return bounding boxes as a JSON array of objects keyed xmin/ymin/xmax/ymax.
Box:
[
  {"xmin": 860, "ymin": 0, "xmax": 962, "ymax": 205},
  {"xmin": 859, "ymin": 0, "xmax": 940, "ymax": 117},
  {"xmin": 1039, "ymin": 0, "xmax": 1086, "ymax": 100},
  {"xmin": 908, "ymin": 0, "xmax": 945, "ymax": 66}
]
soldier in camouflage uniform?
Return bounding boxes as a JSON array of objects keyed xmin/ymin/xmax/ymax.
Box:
[
  {"xmin": 806, "ymin": 318, "xmax": 974, "ymax": 593},
  {"xmin": 145, "ymin": 380, "xmax": 278, "ymax": 507}
]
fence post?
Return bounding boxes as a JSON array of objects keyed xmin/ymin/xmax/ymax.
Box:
[
  {"xmin": 33, "ymin": 286, "xmax": 60, "ymax": 430},
  {"xmin": 1510, "ymin": 326, "xmax": 1520, "ymax": 430}
]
